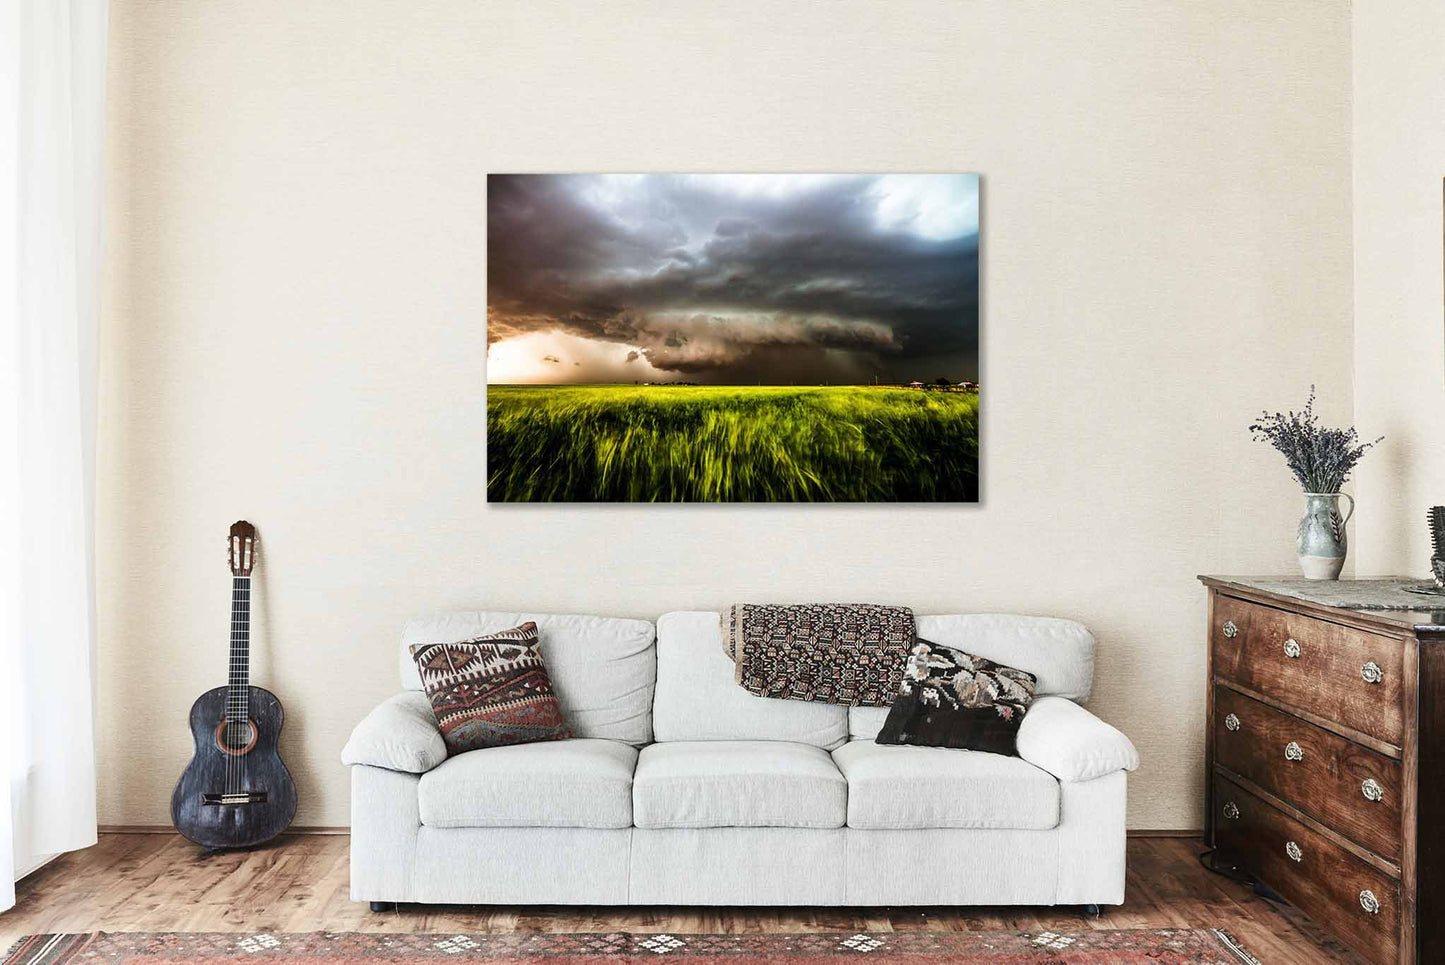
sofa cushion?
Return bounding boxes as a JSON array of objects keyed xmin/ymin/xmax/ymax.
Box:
[
  {"xmin": 410, "ymin": 622, "xmax": 573, "ymax": 753},
  {"xmin": 633, "ymin": 740, "xmax": 847, "ymax": 829},
  {"xmin": 875, "ymin": 640, "xmax": 1037, "ymax": 755},
  {"xmin": 654, "ymin": 611, "xmax": 848, "ymax": 749},
  {"xmin": 401, "ymin": 611, "xmax": 656, "ymax": 745},
  {"xmin": 417, "ymin": 738, "xmax": 637, "ymax": 829},
  {"xmin": 850, "ymin": 614, "xmax": 1094, "ymax": 740},
  {"xmin": 832, "ymin": 740, "xmax": 1060, "ymax": 830}
]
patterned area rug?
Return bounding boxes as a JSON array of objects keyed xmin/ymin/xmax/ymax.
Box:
[{"xmin": 3, "ymin": 929, "xmax": 1259, "ymax": 964}]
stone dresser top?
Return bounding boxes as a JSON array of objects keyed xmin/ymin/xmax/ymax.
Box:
[{"xmin": 1200, "ymin": 576, "xmax": 1445, "ymax": 634}]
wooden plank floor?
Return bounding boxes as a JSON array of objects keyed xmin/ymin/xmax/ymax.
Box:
[{"xmin": 2, "ymin": 834, "xmax": 1361, "ymax": 963}]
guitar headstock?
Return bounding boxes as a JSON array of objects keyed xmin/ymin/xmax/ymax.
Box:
[{"xmin": 228, "ymin": 520, "xmax": 257, "ymax": 577}]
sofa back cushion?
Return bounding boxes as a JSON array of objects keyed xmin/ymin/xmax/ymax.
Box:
[
  {"xmin": 849, "ymin": 613, "xmax": 1095, "ymax": 740},
  {"xmin": 400, "ymin": 611, "xmax": 656, "ymax": 745},
  {"xmin": 653, "ymin": 611, "xmax": 848, "ymax": 749}
]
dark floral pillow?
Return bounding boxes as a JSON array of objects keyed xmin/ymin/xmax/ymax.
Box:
[{"xmin": 875, "ymin": 639, "xmax": 1037, "ymax": 755}]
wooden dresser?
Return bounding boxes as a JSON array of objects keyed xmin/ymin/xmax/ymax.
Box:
[{"xmin": 1201, "ymin": 577, "xmax": 1445, "ymax": 965}]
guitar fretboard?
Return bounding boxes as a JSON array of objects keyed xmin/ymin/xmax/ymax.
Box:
[{"xmin": 227, "ymin": 575, "xmax": 251, "ymax": 723}]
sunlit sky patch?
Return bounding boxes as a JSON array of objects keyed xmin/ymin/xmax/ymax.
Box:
[{"xmin": 487, "ymin": 173, "xmax": 979, "ymax": 385}]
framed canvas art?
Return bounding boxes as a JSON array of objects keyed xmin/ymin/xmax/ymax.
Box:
[{"xmin": 486, "ymin": 174, "xmax": 979, "ymax": 502}]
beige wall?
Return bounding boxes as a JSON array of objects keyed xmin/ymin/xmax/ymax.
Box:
[
  {"xmin": 97, "ymin": 0, "xmax": 1354, "ymax": 830},
  {"xmin": 1352, "ymin": 0, "xmax": 1445, "ymax": 577}
]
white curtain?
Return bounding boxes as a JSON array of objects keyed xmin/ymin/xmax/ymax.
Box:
[{"xmin": 0, "ymin": 0, "xmax": 108, "ymax": 912}]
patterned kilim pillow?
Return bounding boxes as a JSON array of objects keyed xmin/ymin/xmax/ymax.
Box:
[
  {"xmin": 875, "ymin": 638, "xmax": 1037, "ymax": 755},
  {"xmin": 409, "ymin": 621, "xmax": 572, "ymax": 754}
]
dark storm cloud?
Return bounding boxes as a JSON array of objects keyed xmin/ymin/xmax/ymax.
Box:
[{"xmin": 488, "ymin": 174, "xmax": 978, "ymax": 383}]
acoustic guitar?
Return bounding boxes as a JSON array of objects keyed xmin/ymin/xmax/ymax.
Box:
[{"xmin": 171, "ymin": 520, "xmax": 297, "ymax": 849}]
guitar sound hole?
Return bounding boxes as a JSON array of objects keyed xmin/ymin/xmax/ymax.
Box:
[{"xmin": 214, "ymin": 718, "xmax": 258, "ymax": 756}]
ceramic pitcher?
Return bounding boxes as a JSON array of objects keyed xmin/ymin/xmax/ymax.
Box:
[{"xmin": 1296, "ymin": 492, "xmax": 1354, "ymax": 580}]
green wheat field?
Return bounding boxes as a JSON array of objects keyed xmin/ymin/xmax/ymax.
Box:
[{"xmin": 486, "ymin": 384, "xmax": 980, "ymax": 503}]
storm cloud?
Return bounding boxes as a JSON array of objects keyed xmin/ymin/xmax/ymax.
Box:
[{"xmin": 487, "ymin": 174, "xmax": 978, "ymax": 384}]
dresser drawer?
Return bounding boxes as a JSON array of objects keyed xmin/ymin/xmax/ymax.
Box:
[
  {"xmin": 1211, "ymin": 595, "xmax": 1403, "ymax": 746},
  {"xmin": 1213, "ymin": 773, "xmax": 1399, "ymax": 965},
  {"xmin": 1214, "ymin": 686, "xmax": 1401, "ymax": 862}
]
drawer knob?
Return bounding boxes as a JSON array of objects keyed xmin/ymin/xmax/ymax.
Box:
[
  {"xmin": 1222, "ymin": 801, "xmax": 1240, "ymax": 820},
  {"xmin": 1362, "ymin": 778, "xmax": 1384, "ymax": 802},
  {"xmin": 1224, "ymin": 713, "xmax": 1240, "ymax": 732},
  {"xmin": 1286, "ymin": 841, "xmax": 1303, "ymax": 862},
  {"xmin": 1361, "ymin": 661, "xmax": 1384, "ymax": 685},
  {"xmin": 1360, "ymin": 890, "xmax": 1381, "ymax": 915},
  {"xmin": 1283, "ymin": 638, "xmax": 1301, "ymax": 658},
  {"xmin": 1284, "ymin": 741, "xmax": 1304, "ymax": 762},
  {"xmin": 1222, "ymin": 620, "xmax": 1238, "ymax": 638}
]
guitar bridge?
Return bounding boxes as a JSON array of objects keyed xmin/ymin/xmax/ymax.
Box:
[{"xmin": 201, "ymin": 791, "xmax": 268, "ymax": 806}]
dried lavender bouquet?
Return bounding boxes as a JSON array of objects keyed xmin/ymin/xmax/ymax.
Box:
[{"xmin": 1249, "ymin": 387, "xmax": 1381, "ymax": 494}]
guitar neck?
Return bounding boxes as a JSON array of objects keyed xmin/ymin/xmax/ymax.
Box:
[{"xmin": 227, "ymin": 575, "xmax": 251, "ymax": 722}]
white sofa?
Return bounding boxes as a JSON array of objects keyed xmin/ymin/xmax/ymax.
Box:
[{"xmin": 342, "ymin": 610, "xmax": 1139, "ymax": 909}]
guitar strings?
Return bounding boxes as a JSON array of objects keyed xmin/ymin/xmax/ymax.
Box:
[
  {"xmin": 222, "ymin": 535, "xmax": 253, "ymax": 805},
  {"xmin": 232, "ymin": 572, "xmax": 238, "ymax": 797},
  {"xmin": 226, "ymin": 575, "xmax": 230, "ymax": 800},
  {"xmin": 230, "ymin": 569, "xmax": 250, "ymax": 799},
  {"xmin": 227, "ymin": 555, "xmax": 233, "ymax": 799},
  {"xmin": 238, "ymin": 571, "xmax": 249, "ymax": 799},
  {"xmin": 229, "ymin": 563, "xmax": 237, "ymax": 798},
  {"xmin": 225, "ymin": 548, "xmax": 250, "ymax": 800}
]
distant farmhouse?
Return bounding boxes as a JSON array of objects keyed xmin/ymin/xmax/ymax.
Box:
[{"xmin": 904, "ymin": 379, "xmax": 979, "ymax": 392}]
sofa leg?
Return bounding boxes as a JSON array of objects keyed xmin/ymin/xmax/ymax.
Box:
[
  {"xmin": 369, "ymin": 901, "xmax": 397, "ymax": 913},
  {"xmin": 1083, "ymin": 903, "xmax": 1102, "ymax": 917}
]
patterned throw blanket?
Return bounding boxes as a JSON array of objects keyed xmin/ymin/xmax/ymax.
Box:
[{"xmin": 723, "ymin": 603, "xmax": 916, "ymax": 705}]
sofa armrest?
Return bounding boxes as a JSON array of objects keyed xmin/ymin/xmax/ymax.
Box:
[
  {"xmin": 1015, "ymin": 696, "xmax": 1138, "ymax": 782},
  {"xmin": 341, "ymin": 691, "xmax": 447, "ymax": 774}
]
